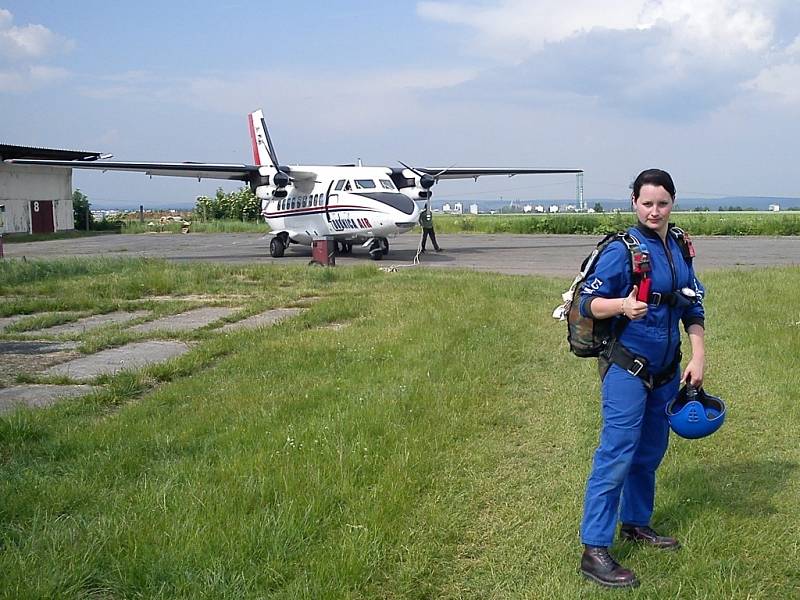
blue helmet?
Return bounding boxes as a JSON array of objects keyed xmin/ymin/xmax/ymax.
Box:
[{"xmin": 666, "ymin": 384, "xmax": 726, "ymax": 439}]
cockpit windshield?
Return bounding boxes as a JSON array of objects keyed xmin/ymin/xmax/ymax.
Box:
[
  {"xmin": 354, "ymin": 179, "xmax": 377, "ymax": 189},
  {"xmin": 380, "ymin": 179, "xmax": 395, "ymax": 190}
]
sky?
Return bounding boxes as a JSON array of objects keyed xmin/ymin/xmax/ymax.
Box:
[{"xmin": 2, "ymin": 0, "xmax": 799, "ymax": 209}]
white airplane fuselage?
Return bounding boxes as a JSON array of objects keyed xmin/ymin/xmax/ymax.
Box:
[{"xmin": 260, "ymin": 166, "xmax": 421, "ymax": 246}]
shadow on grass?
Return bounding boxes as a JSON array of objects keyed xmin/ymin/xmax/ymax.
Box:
[
  {"xmin": 612, "ymin": 459, "xmax": 797, "ymax": 560},
  {"xmin": 661, "ymin": 459, "xmax": 798, "ymax": 521}
]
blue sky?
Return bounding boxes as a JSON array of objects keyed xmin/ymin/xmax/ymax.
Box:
[{"xmin": 2, "ymin": 1, "xmax": 799, "ymax": 208}]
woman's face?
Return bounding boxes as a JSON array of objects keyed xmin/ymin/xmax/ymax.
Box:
[{"xmin": 633, "ymin": 184, "xmax": 673, "ymax": 235}]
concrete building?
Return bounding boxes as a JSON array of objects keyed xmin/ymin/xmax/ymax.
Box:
[{"xmin": 0, "ymin": 144, "xmax": 100, "ymax": 234}]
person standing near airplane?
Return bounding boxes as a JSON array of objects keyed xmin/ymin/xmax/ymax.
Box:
[
  {"xmin": 419, "ymin": 202, "xmax": 442, "ymax": 253},
  {"xmin": 577, "ymin": 169, "xmax": 706, "ymax": 588}
]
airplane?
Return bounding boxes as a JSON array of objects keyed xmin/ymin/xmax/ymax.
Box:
[{"xmin": 5, "ymin": 109, "xmax": 583, "ymax": 260}]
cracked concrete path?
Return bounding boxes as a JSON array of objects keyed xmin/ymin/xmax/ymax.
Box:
[
  {"xmin": 44, "ymin": 340, "xmax": 191, "ymax": 381},
  {"xmin": 0, "ymin": 384, "xmax": 97, "ymax": 413},
  {"xmin": 130, "ymin": 307, "xmax": 237, "ymax": 333},
  {"xmin": 23, "ymin": 311, "xmax": 150, "ymax": 336}
]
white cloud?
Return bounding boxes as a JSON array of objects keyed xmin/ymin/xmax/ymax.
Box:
[
  {"xmin": 418, "ymin": 0, "xmax": 777, "ymax": 63},
  {"xmin": 745, "ymin": 63, "xmax": 800, "ymax": 105},
  {"xmin": 0, "ymin": 64, "xmax": 69, "ymax": 92},
  {"xmin": 75, "ymin": 66, "xmax": 478, "ymax": 136},
  {"xmin": 417, "ymin": 0, "xmax": 799, "ymax": 118},
  {"xmin": 0, "ymin": 9, "xmax": 73, "ymax": 93},
  {"xmin": 0, "ymin": 9, "xmax": 74, "ymax": 60},
  {"xmin": 418, "ymin": 0, "xmax": 643, "ymax": 61}
]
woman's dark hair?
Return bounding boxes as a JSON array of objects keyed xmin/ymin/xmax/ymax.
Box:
[{"xmin": 631, "ymin": 168, "xmax": 676, "ymax": 200}]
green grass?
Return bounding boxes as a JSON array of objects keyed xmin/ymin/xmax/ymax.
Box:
[
  {"xmin": 0, "ymin": 259, "xmax": 798, "ymax": 598},
  {"xmin": 433, "ymin": 212, "xmax": 800, "ymax": 236}
]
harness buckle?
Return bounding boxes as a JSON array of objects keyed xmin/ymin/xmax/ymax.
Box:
[
  {"xmin": 627, "ymin": 359, "xmax": 645, "ymax": 377},
  {"xmin": 650, "ymin": 292, "xmax": 662, "ymax": 306}
]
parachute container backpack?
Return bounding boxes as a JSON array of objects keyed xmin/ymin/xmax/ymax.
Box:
[
  {"xmin": 666, "ymin": 384, "xmax": 727, "ymax": 439},
  {"xmin": 552, "ymin": 232, "xmax": 645, "ymax": 357}
]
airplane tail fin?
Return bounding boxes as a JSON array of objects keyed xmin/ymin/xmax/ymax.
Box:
[{"xmin": 248, "ymin": 109, "xmax": 279, "ymax": 168}]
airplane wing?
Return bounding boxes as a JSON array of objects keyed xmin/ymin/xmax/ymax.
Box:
[
  {"xmin": 3, "ymin": 158, "xmax": 259, "ymax": 181},
  {"xmin": 416, "ymin": 167, "xmax": 583, "ymax": 180}
]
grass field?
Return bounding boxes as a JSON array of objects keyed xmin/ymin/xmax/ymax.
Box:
[
  {"xmin": 0, "ymin": 259, "xmax": 798, "ymax": 598},
  {"xmin": 432, "ymin": 211, "xmax": 800, "ymax": 236}
]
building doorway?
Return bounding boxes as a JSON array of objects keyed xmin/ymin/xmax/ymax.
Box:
[{"xmin": 30, "ymin": 200, "xmax": 55, "ymax": 233}]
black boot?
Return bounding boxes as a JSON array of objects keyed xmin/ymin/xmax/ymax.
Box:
[
  {"xmin": 620, "ymin": 524, "xmax": 681, "ymax": 550},
  {"xmin": 580, "ymin": 546, "xmax": 640, "ymax": 588}
]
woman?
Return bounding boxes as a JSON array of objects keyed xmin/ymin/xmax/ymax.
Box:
[{"xmin": 577, "ymin": 169, "xmax": 706, "ymax": 588}]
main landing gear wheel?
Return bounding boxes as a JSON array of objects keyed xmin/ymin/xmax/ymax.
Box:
[
  {"xmin": 337, "ymin": 241, "xmax": 353, "ymax": 255},
  {"xmin": 269, "ymin": 236, "xmax": 286, "ymax": 258},
  {"xmin": 368, "ymin": 240, "xmax": 383, "ymax": 260},
  {"xmin": 380, "ymin": 238, "xmax": 389, "ymax": 255}
]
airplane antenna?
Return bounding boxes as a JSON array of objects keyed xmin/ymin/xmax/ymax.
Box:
[{"xmin": 357, "ymin": 157, "xmax": 362, "ymax": 167}]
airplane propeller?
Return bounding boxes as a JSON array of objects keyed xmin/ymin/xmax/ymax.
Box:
[
  {"xmin": 399, "ymin": 161, "xmax": 454, "ymax": 192},
  {"xmin": 272, "ymin": 169, "xmax": 290, "ymax": 188}
]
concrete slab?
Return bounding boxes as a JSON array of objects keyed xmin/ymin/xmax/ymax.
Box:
[
  {"xmin": 0, "ymin": 384, "xmax": 97, "ymax": 413},
  {"xmin": 130, "ymin": 307, "xmax": 237, "ymax": 334},
  {"xmin": 44, "ymin": 341, "xmax": 191, "ymax": 381},
  {"xmin": 24, "ymin": 310, "xmax": 149, "ymax": 336},
  {"xmin": 219, "ymin": 308, "xmax": 305, "ymax": 333}
]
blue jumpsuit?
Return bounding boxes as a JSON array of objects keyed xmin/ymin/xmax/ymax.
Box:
[{"xmin": 578, "ymin": 224, "xmax": 705, "ymax": 547}]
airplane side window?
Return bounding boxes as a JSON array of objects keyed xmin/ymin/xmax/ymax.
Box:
[
  {"xmin": 291, "ymin": 198, "xmax": 296, "ymax": 209},
  {"xmin": 354, "ymin": 179, "xmax": 377, "ymax": 189},
  {"xmin": 334, "ymin": 180, "xmax": 345, "ymax": 191}
]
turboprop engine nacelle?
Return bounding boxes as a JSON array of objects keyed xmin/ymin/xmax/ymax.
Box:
[
  {"xmin": 254, "ymin": 166, "xmax": 290, "ymax": 199},
  {"xmin": 391, "ymin": 167, "xmax": 434, "ymax": 202}
]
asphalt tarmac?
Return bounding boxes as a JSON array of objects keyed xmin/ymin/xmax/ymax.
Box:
[{"xmin": 4, "ymin": 232, "xmax": 800, "ymax": 276}]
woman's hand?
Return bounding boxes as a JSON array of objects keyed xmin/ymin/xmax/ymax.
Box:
[
  {"xmin": 681, "ymin": 355, "xmax": 705, "ymax": 388},
  {"xmin": 622, "ymin": 285, "xmax": 648, "ymax": 320}
]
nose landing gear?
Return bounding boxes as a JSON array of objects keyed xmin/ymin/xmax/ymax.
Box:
[{"xmin": 368, "ymin": 237, "xmax": 389, "ymax": 260}]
